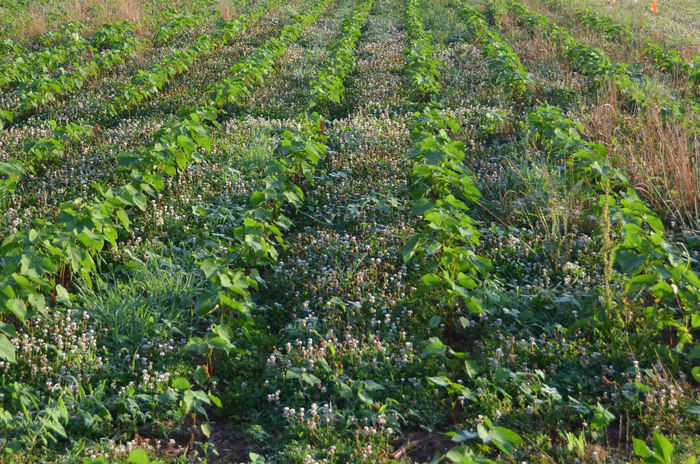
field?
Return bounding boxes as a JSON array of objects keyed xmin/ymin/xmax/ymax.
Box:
[{"xmin": 2, "ymin": 0, "xmax": 700, "ymax": 462}]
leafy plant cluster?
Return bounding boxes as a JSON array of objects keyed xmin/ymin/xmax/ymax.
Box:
[
  {"xmin": 306, "ymin": 0, "xmax": 373, "ymax": 112},
  {"xmin": 1, "ymin": 1, "xmax": 253, "ymax": 192},
  {"xmin": 404, "ymin": 0, "xmax": 443, "ymax": 99},
  {"xmin": 399, "ymin": 5, "xmax": 527, "ymax": 461},
  {"xmin": 0, "ymin": 19, "xmax": 135, "ymax": 89},
  {"xmin": 0, "ymin": 37, "xmax": 25, "ymax": 56},
  {"xmin": 0, "ymin": 119, "xmax": 93, "ymax": 198},
  {"xmin": 505, "ymin": 0, "xmax": 684, "ymax": 118},
  {"xmin": 113, "ymin": 3, "xmax": 266, "ymax": 111},
  {"xmin": 454, "ymin": 0, "xmax": 533, "ymax": 97},
  {"xmin": 1, "ymin": 0, "xmax": 220, "ymax": 123},
  {"xmin": 0, "ymin": 28, "xmax": 91, "ymax": 89},
  {"xmin": 528, "ymin": 102, "xmax": 700, "ymax": 379},
  {"xmin": 0, "ymin": 0, "xmax": 333, "ymax": 366},
  {"xmin": 404, "ymin": 107, "xmax": 494, "ymax": 327},
  {"xmin": 574, "ymin": 8, "xmax": 700, "ymax": 91}
]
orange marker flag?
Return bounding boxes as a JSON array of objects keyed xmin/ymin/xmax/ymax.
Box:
[{"xmin": 650, "ymin": 0, "xmax": 659, "ymax": 13}]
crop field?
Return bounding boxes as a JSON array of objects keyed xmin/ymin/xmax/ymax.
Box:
[{"xmin": 2, "ymin": 0, "xmax": 700, "ymax": 462}]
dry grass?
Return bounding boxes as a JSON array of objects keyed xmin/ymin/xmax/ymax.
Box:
[
  {"xmin": 115, "ymin": 0, "xmax": 147, "ymax": 37},
  {"xmin": 26, "ymin": 3, "xmax": 50, "ymax": 37},
  {"xmin": 218, "ymin": 0, "xmax": 235, "ymax": 21},
  {"xmin": 8, "ymin": 0, "xmax": 149, "ymax": 39},
  {"xmin": 584, "ymin": 85, "xmax": 700, "ymax": 228},
  {"xmin": 520, "ymin": 0, "xmax": 699, "ymax": 96},
  {"xmin": 503, "ymin": 6, "xmax": 700, "ymax": 229}
]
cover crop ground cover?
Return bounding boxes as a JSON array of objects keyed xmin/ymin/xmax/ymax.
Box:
[{"xmin": 1, "ymin": 0, "xmax": 700, "ymax": 462}]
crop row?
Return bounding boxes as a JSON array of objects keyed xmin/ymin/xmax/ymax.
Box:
[
  {"xmin": 401, "ymin": 3, "xmax": 529, "ymax": 457},
  {"xmin": 0, "ymin": 0, "xmax": 218, "ymax": 90},
  {"xmin": 505, "ymin": 1, "xmax": 683, "ymax": 118},
  {"xmin": 0, "ymin": 22, "xmax": 126, "ymax": 89},
  {"xmin": 0, "ymin": 0, "xmax": 207, "ymax": 58},
  {"xmin": 0, "ymin": 19, "xmax": 88, "ymax": 59},
  {"xmin": 455, "ymin": 0, "xmax": 699, "ymax": 371},
  {"xmin": 0, "ymin": 4, "xmax": 268, "ymax": 199},
  {"xmin": 0, "ymin": 0, "xmax": 333, "ymax": 365},
  {"xmin": 454, "ymin": 0, "xmax": 532, "ymax": 96},
  {"xmin": 305, "ymin": 0, "xmax": 373, "ymax": 112},
  {"xmin": 113, "ymin": 5, "xmax": 265, "ymax": 111},
  {"xmin": 528, "ymin": 103, "xmax": 700, "ymax": 371},
  {"xmin": 575, "ymin": 8, "xmax": 700, "ymax": 90},
  {"xmin": 1, "ymin": 0, "xmax": 222, "ymax": 123},
  {"xmin": 195, "ymin": 0, "xmax": 374, "ymax": 348},
  {"xmin": 402, "ymin": 0, "xmax": 493, "ymax": 352},
  {"xmin": 404, "ymin": 0, "xmax": 442, "ymax": 99}
]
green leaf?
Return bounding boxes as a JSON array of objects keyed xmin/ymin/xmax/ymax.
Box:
[
  {"xmin": 427, "ymin": 376, "xmax": 450, "ymax": 387},
  {"xmin": 422, "ymin": 337, "xmax": 445, "ymax": 356},
  {"xmin": 172, "ymin": 377, "xmax": 191, "ymax": 391},
  {"xmin": 692, "ymin": 367, "xmax": 700, "ymax": 382},
  {"xmin": 615, "ymin": 250, "xmax": 646, "ymax": 274},
  {"xmin": 449, "ymin": 429, "xmax": 477, "ymax": 442},
  {"xmin": 157, "ymin": 390, "xmax": 178, "ymax": 403},
  {"xmin": 591, "ymin": 402, "xmax": 615, "ymax": 428},
  {"xmin": 335, "ymin": 382, "xmax": 353, "ymax": 399},
  {"xmin": 495, "ymin": 368, "xmax": 514, "ymax": 383},
  {"xmin": 493, "ymin": 426, "xmax": 523, "ymax": 447},
  {"xmin": 358, "ymin": 389, "xmax": 374, "ymax": 406},
  {"xmin": 632, "ymin": 437, "xmax": 651, "ymax": 458},
  {"xmin": 629, "ymin": 274, "xmax": 657, "ymax": 286},
  {"xmin": 403, "ymin": 234, "xmax": 422, "ymax": 263},
  {"xmin": 489, "ymin": 428, "xmax": 516, "ymax": 455},
  {"xmin": 216, "ymin": 323, "xmax": 233, "ymax": 343},
  {"xmin": 201, "ymin": 422, "xmax": 211, "ymax": 438},
  {"xmin": 209, "ymin": 393, "xmax": 222, "ymax": 407},
  {"xmin": 429, "ymin": 315, "xmax": 441, "ymax": 328},
  {"xmin": 0, "ymin": 323, "xmax": 16, "ymax": 337},
  {"xmin": 6, "ymin": 298, "xmax": 26, "ymax": 322},
  {"xmin": 652, "ymin": 432, "xmax": 673, "ymax": 462},
  {"xmin": 0, "ymin": 334, "xmax": 16, "ymax": 363},
  {"xmin": 194, "ymin": 366, "xmax": 209, "ymax": 385},
  {"xmin": 127, "ymin": 449, "xmax": 150, "ymax": 464},
  {"xmin": 465, "ymin": 360, "xmax": 478, "ymax": 379},
  {"xmin": 55, "ymin": 284, "xmax": 71, "ymax": 305}
]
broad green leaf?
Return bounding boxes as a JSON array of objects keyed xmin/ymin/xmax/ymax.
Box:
[
  {"xmin": 632, "ymin": 437, "xmax": 651, "ymax": 458},
  {"xmin": 0, "ymin": 334, "xmax": 16, "ymax": 363},
  {"xmin": 427, "ymin": 376, "xmax": 450, "ymax": 387},
  {"xmin": 422, "ymin": 337, "xmax": 445, "ymax": 356},
  {"xmin": 157, "ymin": 390, "xmax": 178, "ymax": 403},
  {"xmin": 652, "ymin": 432, "xmax": 673, "ymax": 461},
  {"xmin": 172, "ymin": 377, "xmax": 191, "ymax": 391},
  {"xmin": 194, "ymin": 365, "xmax": 209, "ymax": 385},
  {"xmin": 127, "ymin": 449, "xmax": 150, "ymax": 464},
  {"xmin": 465, "ymin": 360, "xmax": 478, "ymax": 379}
]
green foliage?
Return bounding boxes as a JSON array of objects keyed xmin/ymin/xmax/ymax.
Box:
[
  {"xmin": 505, "ymin": 1, "xmax": 683, "ymax": 117},
  {"xmin": 633, "ymin": 432, "xmax": 696, "ymax": 464},
  {"xmin": 576, "ymin": 9, "xmax": 700, "ymax": 91},
  {"xmin": 528, "ymin": 102, "xmax": 700, "ymax": 373},
  {"xmin": 115, "ymin": 7, "xmax": 265, "ymax": 111},
  {"xmin": 404, "ymin": 0, "xmax": 443, "ymax": 100},
  {"xmin": 404, "ymin": 107, "xmax": 493, "ymax": 317},
  {"xmin": 454, "ymin": 1, "xmax": 533, "ymax": 96}
]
